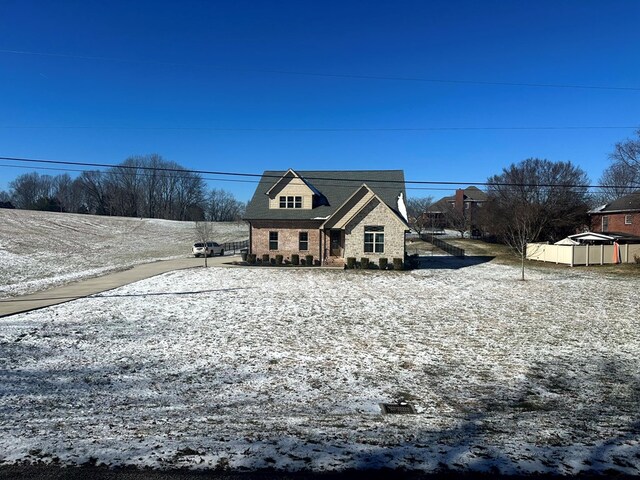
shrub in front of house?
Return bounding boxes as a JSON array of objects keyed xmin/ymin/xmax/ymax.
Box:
[
  {"xmin": 305, "ymin": 254, "xmax": 314, "ymax": 266},
  {"xmin": 291, "ymin": 254, "xmax": 299, "ymax": 265},
  {"xmin": 262, "ymin": 254, "xmax": 270, "ymax": 264},
  {"xmin": 393, "ymin": 257, "xmax": 404, "ymax": 270},
  {"xmin": 360, "ymin": 257, "xmax": 370, "ymax": 269},
  {"xmin": 346, "ymin": 257, "xmax": 356, "ymax": 269},
  {"xmin": 378, "ymin": 257, "xmax": 388, "ymax": 270},
  {"xmin": 247, "ymin": 254, "xmax": 256, "ymax": 265},
  {"xmin": 275, "ymin": 254, "xmax": 283, "ymax": 265}
]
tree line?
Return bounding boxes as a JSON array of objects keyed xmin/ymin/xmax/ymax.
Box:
[{"xmin": 0, "ymin": 154, "xmax": 245, "ymax": 222}]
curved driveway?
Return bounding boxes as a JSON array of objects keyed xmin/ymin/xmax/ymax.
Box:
[{"xmin": 0, "ymin": 254, "xmax": 235, "ymax": 318}]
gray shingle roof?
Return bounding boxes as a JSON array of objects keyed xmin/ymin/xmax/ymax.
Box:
[
  {"xmin": 244, "ymin": 170, "xmax": 406, "ymax": 221},
  {"xmin": 594, "ymin": 191, "xmax": 640, "ymax": 213}
]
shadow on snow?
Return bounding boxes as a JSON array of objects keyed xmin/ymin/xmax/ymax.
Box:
[{"xmin": 411, "ymin": 255, "xmax": 495, "ymax": 270}]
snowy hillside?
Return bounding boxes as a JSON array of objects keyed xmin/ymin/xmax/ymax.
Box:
[{"xmin": 0, "ymin": 209, "xmax": 248, "ymax": 297}]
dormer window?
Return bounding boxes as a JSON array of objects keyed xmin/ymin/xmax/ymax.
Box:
[{"xmin": 279, "ymin": 195, "xmax": 303, "ymax": 209}]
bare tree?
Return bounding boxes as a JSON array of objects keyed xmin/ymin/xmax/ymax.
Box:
[
  {"xmin": 405, "ymin": 196, "xmax": 434, "ymax": 235},
  {"xmin": 442, "ymin": 202, "xmax": 468, "ymax": 238},
  {"xmin": 0, "ymin": 190, "xmax": 14, "ymax": 208},
  {"xmin": 8, "ymin": 172, "xmax": 58, "ymax": 210},
  {"xmin": 194, "ymin": 221, "xmax": 215, "ymax": 268},
  {"xmin": 610, "ymin": 128, "xmax": 640, "ymax": 172},
  {"xmin": 598, "ymin": 131, "xmax": 640, "ymax": 202},
  {"xmin": 77, "ymin": 171, "xmax": 111, "ymax": 215},
  {"xmin": 108, "ymin": 157, "xmax": 144, "ymax": 217},
  {"xmin": 486, "ymin": 158, "xmax": 590, "ymax": 280},
  {"xmin": 206, "ymin": 188, "xmax": 244, "ymax": 222}
]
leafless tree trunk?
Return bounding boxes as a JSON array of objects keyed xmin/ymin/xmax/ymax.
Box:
[
  {"xmin": 502, "ymin": 203, "xmax": 545, "ymax": 281},
  {"xmin": 194, "ymin": 221, "xmax": 214, "ymax": 268}
]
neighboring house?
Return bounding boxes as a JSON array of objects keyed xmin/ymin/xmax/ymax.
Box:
[
  {"xmin": 426, "ymin": 186, "xmax": 487, "ymax": 233},
  {"xmin": 244, "ymin": 169, "xmax": 409, "ymax": 266},
  {"xmin": 589, "ymin": 192, "xmax": 640, "ymax": 237}
]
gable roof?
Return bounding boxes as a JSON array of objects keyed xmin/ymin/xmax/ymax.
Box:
[
  {"xmin": 589, "ymin": 191, "xmax": 640, "ymax": 214},
  {"xmin": 265, "ymin": 169, "xmax": 323, "ymax": 198},
  {"xmin": 244, "ymin": 170, "xmax": 406, "ymax": 221}
]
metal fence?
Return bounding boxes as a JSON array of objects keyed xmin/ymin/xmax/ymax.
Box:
[
  {"xmin": 221, "ymin": 239, "xmax": 249, "ymax": 254},
  {"xmin": 420, "ymin": 234, "xmax": 465, "ymax": 257}
]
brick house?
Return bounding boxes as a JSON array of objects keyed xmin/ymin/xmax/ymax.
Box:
[
  {"xmin": 244, "ymin": 169, "xmax": 409, "ymax": 265},
  {"xmin": 589, "ymin": 192, "xmax": 640, "ymax": 237},
  {"xmin": 426, "ymin": 186, "xmax": 487, "ymax": 233}
]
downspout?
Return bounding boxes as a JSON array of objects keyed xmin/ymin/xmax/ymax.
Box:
[{"xmin": 247, "ymin": 221, "xmax": 252, "ymax": 254}]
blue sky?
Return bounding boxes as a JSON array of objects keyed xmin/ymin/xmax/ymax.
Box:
[{"xmin": 1, "ymin": 0, "xmax": 639, "ymax": 201}]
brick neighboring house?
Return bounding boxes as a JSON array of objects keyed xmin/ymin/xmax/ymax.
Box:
[
  {"xmin": 589, "ymin": 192, "xmax": 640, "ymax": 237},
  {"xmin": 244, "ymin": 169, "xmax": 409, "ymax": 265},
  {"xmin": 426, "ymin": 186, "xmax": 487, "ymax": 233}
]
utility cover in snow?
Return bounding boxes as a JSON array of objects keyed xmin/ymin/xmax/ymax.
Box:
[{"xmin": 379, "ymin": 402, "xmax": 416, "ymax": 414}]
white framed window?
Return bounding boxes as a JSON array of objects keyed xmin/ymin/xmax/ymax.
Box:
[
  {"xmin": 364, "ymin": 226, "xmax": 384, "ymax": 253},
  {"xmin": 279, "ymin": 195, "xmax": 303, "ymax": 208},
  {"xmin": 269, "ymin": 231, "xmax": 278, "ymax": 250},
  {"xmin": 625, "ymin": 214, "xmax": 632, "ymax": 225},
  {"xmin": 602, "ymin": 216, "xmax": 609, "ymax": 232}
]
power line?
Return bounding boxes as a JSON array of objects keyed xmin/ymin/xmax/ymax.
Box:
[
  {"xmin": 0, "ymin": 124, "xmax": 638, "ymax": 132},
  {"xmin": 0, "ymin": 155, "xmax": 633, "ymax": 190},
  {"xmin": 2, "ymin": 48, "xmax": 639, "ymax": 93},
  {"xmin": 0, "ymin": 162, "xmax": 463, "ymax": 192}
]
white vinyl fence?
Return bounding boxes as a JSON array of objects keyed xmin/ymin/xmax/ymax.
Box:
[{"xmin": 526, "ymin": 242, "xmax": 640, "ymax": 266}]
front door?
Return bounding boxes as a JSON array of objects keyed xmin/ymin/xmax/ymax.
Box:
[{"xmin": 330, "ymin": 230, "xmax": 342, "ymax": 256}]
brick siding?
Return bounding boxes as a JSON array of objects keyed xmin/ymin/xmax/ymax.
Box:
[
  {"xmin": 591, "ymin": 212, "xmax": 640, "ymax": 237},
  {"xmin": 250, "ymin": 220, "xmax": 322, "ymax": 260}
]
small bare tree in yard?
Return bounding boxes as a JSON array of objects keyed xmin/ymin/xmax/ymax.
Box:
[
  {"xmin": 194, "ymin": 221, "xmax": 214, "ymax": 268},
  {"xmin": 503, "ymin": 202, "xmax": 545, "ymax": 281}
]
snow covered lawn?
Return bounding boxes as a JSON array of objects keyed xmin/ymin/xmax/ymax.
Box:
[{"xmin": 1, "ymin": 262, "xmax": 639, "ymax": 475}]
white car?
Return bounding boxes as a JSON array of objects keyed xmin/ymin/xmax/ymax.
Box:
[{"xmin": 192, "ymin": 242, "xmax": 224, "ymax": 257}]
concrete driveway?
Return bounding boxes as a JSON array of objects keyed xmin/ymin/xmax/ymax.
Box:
[{"xmin": 0, "ymin": 254, "xmax": 236, "ymax": 318}]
